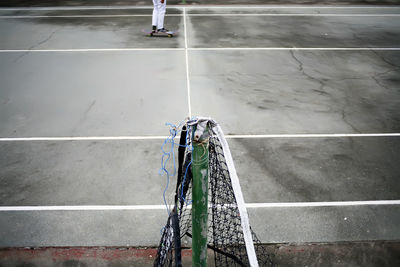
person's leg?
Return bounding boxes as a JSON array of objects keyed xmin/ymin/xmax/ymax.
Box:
[
  {"xmin": 157, "ymin": 0, "xmax": 167, "ymax": 30},
  {"xmin": 152, "ymin": 0, "xmax": 159, "ymax": 31}
]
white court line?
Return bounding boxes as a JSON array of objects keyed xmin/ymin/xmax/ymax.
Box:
[
  {"xmin": 0, "ymin": 6, "xmax": 157, "ymax": 11},
  {"xmin": 0, "ymin": 48, "xmax": 184, "ymax": 52},
  {"xmin": 187, "ymin": 13, "xmax": 400, "ymax": 17},
  {"xmin": 0, "ymin": 136, "xmax": 170, "ymax": 141},
  {"xmin": 246, "ymin": 200, "xmax": 400, "ymax": 208},
  {"xmin": 226, "ymin": 133, "xmax": 400, "ymax": 138},
  {"xmin": 188, "ymin": 47, "xmax": 400, "ymax": 51},
  {"xmin": 1, "ymin": 48, "xmax": 399, "ymax": 53},
  {"xmin": 0, "ymin": 133, "xmax": 399, "ymax": 142},
  {"xmin": 1, "ymin": 13, "xmax": 400, "ymax": 18},
  {"xmin": 1, "ymin": 5, "xmax": 399, "ymax": 11},
  {"xmin": 1, "ymin": 200, "xmax": 400, "ymax": 211},
  {"xmin": 183, "ymin": 7, "xmax": 192, "ymax": 118},
  {"xmin": 0, "ymin": 205, "xmax": 166, "ymax": 211},
  {"xmin": 183, "ymin": 5, "xmax": 400, "ymax": 9},
  {"xmin": 0, "ymin": 14, "xmax": 181, "ymax": 18}
]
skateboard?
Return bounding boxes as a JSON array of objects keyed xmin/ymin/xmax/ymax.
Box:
[{"xmin": 142, "ymin": 29, "xmax": 177, "ymax": 38}]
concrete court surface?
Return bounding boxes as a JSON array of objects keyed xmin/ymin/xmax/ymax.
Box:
[
  {"xmin": 0, "ymin": 1, "xmax": 400, "ymax": 266},
  {"xmin": 1, "ymin": 0, "xmax": 400, "ymax": 7}
]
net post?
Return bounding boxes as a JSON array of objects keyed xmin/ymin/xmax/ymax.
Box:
[{"xmin": 191, "ymin": 123, "xmax": 209, "ymax": 267}]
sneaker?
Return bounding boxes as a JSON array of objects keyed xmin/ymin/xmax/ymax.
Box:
[{"xmin": 157, "ymin": 28, "xmax": 169, "ymax": 33}]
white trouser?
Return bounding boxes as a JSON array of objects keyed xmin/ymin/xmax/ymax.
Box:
[{"xmin": 152, "ymin": 0, "xmax": 167, "ymax": 29}]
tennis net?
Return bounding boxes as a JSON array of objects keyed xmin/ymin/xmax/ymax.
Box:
[{"xmin": 154, "ymin": 118, "xmax": 274, "ymax": 267}]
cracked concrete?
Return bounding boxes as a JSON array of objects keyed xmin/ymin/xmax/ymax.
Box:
[
  {"xmin": 190, "ymin": 50, "xmax": 400, "ymax": 134},
  {"xmin": 288, "ymin": 50, "xmax": 358, "ymax": 133},
  {"xmin": 0, "ymin": 50, "xmax": 188, "ymax": 137},
  {"xmin": 0, "ymin": 16, "xmax": 184, "ymax": 50},
  {"xmin": 0, "ymin": 3, "xmax": 399, "ymax": 252},
  {"xmin": 70, "ymin": 100, "xmax": 97, "ymax": 136},
  {"xmin": 13, "ymin": 26, "xmax": 63, "ymax": 62},
  {"xmin": 187, "ymin": 15, "xmax": 400, "ymax": 48},
  {"xmin": 289, "ymin": 50, "xmax": 327, "ymax": 95}
]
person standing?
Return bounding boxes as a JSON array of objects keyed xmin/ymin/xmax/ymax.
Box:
[{"xmin": 152, "ymin": 0, "xmax": 168, "ymax": 33}]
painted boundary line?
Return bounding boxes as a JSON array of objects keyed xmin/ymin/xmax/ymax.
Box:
[
  {"xmin": 0, "ymin": 6, "xmax": 157, "ymax": 10},
  {"xmin": 183, "ymin": 7, "xmax": 192, "ymax": 118},
  {"xmin": 226, "ymin": 133, "xmax": 400, "ymax": 138},
  {"xmin": 1, "ymin": 5, "xmax": 399, "ymax": 11},
  {"xmin": 1, "ymin": 48, "xmax": 400, "ymax": 53},
  {"xmin": 0, "ymin": 133, "xmax": 399, "ymax": 142},
  {"xmin": 0, "ymin": 136, "xmax": 169, "ymax": 141},
  {"xmin": 188, "ymin": 47, "xmax": 400, "ymax": 51},
  {"xmin": 246, "ymin": 200, "xmax": 400, "ymax": 208},
  {"xmin": 187, "ymin": 14, "xmax": 400, "ymax": 16},
  {"xmin": 0, "ymin": 14, "xmax": 182, "ymax": 18},
  {"xmin": 183, "ymin": 5, "xmax": 400, "ymax": 9},
  {"xmin": 1, "ymin": 200, "xmax": 400, "ymax": 211},
  {"xmin": 1, "ymin": 14, "xmax": 400, "ymax": 18},
  {"xmin": 0, "ymin": 48, "xmax": 184, "ymax": 52}
]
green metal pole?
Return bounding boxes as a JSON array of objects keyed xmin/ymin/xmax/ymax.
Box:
[{"xmin": 192, "ymin": 125, "xmax": 209, "ymax": 267}]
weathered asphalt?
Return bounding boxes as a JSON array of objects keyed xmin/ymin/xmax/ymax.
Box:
[
  {"xmin": 0, "ymin": 0, "xmax": 400, "ymax": 7},
  {"xmin": 0, "ymin": 5, "xmax": 399, "ymax": 267}
]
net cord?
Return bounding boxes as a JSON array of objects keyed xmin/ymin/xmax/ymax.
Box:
[{"xmin": 213, "ymin": 124, "xmax": 260, "ymax": 267}]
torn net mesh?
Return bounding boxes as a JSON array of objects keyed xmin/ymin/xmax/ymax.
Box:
[{"xmin": 154, "ymin": 129, "xmax": 274, "ymax": 267}]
